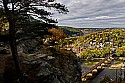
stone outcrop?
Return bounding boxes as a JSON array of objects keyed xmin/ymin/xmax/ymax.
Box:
[
  {"xmin": 3, "ymin": 47, "xmax": 82, "ymax": 83},
  {"xmin": 0, "ymin": 43, "xmax": 10, "ymax": 54}
]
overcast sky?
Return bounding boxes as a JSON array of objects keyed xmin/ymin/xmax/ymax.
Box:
[{"xmin": 52, "ymin": 0, "xmax": 125, "ymax": 28}]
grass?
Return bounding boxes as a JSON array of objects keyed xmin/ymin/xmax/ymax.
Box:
[{"xmin": 82, "ymin": 58, "xmax": 102, "ymax": 66}]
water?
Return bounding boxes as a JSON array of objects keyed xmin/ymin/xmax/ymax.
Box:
[
  {"xmin": 81, "ymin": 57, "xmax": 125, "ymax": 83},
  {"xmin": 81, "ymin": 58, "xmax": 103, "ymax": 72},
  {"xmin": 90, "ymin": 68, "xmax": 125, "ymax": 83}
]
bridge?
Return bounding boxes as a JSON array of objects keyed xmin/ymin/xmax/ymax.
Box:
[{"xmin": 81, "ymin": 54, "xmax": 115, "ymax": 81}]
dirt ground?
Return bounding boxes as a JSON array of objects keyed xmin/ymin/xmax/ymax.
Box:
[{"xmin": 0, "ymin": 54, "xmax": 10, "ymax": 83}]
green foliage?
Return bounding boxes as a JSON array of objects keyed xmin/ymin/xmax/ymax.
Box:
[
  {"xmin": 79, "ymin": 49, "xmax": 90, "ymax": 58},
  {"xmin": 116, "ymin": 46, "xmax": 125, "ymax": 56},
  {"xmin": 0, "ymin": 0, "xmax": 69, "ymax": 42},
  {"xmin": 79, "ymin": 48, "xmax": 110, "ymax": 58},
  {"xmin": 0, "ymin": 8, "xmax": 9, "ymax": 35},
  {"xmin": 63, "ymin": 28, "xmax": 125, "ymax": 59}
]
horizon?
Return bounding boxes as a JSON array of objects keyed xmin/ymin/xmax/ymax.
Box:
[
  {"xmin": 53, "ymin": 0, "xmax": 125, "ymax": 28},
  {"xmin": 58, "ymin": 25, "xmax": 125, "ymax": 29}
]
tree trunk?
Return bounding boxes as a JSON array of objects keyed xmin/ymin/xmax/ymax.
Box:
[{"xmin": 3, "ymin": 0, "xmax": 23, "ymax": 82}]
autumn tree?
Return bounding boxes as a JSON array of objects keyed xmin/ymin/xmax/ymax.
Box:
[
  {"xmin": 1, "ymin": 0, "xmax": 68, "ymax": 82},
  {"xmin": 49, "ymin": 28, "xmax": 67, "ymax": 41}
]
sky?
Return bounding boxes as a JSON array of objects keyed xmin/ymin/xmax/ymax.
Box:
[{"xmin": 52, "ymin": 0, "xmax": 125, "ymax": 28}]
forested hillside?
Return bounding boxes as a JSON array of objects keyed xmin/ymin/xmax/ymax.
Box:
[
  {"xmin": 61, "ymin": 28, "xmax": 125, "ymax": 58},
  {"xmin": 57, "ymin": 26, "xmax": 84, "ymax": 37}
]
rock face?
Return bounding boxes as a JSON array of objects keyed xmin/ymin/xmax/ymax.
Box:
[
  {"xmin": 0, "ymin": 43, "xmax": 10, "ymax": 54},
  {"xmin": 18, "ymin": 37, "xmax": 42, "ymax": 54},
  {"xmin": 4, "ymin": 47, "xmax": 82, "ymax": 83}
]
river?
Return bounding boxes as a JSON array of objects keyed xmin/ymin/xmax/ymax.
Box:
[{"xmin": 81, "ymin": 57, "xmax": 125, "ymax": 83}]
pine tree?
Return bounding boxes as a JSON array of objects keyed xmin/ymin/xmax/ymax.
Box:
[{"xmin": 1, "ymin": 0, "xmax": 68, "ymax": 82}]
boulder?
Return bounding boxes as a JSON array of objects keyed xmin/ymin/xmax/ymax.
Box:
[
  {"xmin": 0, "ymin": 47, "xmax": 10, "ymax": 54},
  {"xmin": 3, "ymin": 48, "xmax": 82, "ymax": 83}
]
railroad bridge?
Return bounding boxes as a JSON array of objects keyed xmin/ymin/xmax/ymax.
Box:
[{"xmin": 81, "ymin": 54, "xmax": 115, "ymax": 82}]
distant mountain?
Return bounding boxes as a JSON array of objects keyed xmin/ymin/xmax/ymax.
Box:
[
  {"xmin": 78, "ymin": 28, "xmax": 107, "ymax": 36},
  {"xmin": 57, "ymin": 26, "xmax": 84, "ymax": 37}
]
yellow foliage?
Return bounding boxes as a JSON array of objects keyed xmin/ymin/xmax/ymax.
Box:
[
  {"xmin": 116, "ymin": 46, "xmax": 125, "ymax": 56},
  {"xmin": 0, "ymin": 16, "xmax": 9, "ymax": 32}
]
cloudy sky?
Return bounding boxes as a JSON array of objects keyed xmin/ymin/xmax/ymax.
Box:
[{"xmin": 52, "ymin": 0, "xmax": 125, "ymax": 28}]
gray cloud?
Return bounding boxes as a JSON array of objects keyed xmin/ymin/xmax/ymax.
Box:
[{"xmin": 52, "ymin": 0, "xmax": 125, "ymax": 28}]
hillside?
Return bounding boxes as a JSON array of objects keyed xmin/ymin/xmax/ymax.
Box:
[
  {"xmin": 78, "ymin": 28, "xmax": 107, "ymax": 36},
  {"xmin": 57, "ymin": 26, "xmax": 84, "ymax": 37},
  {"xmin": 61, "ymin": 28, "xmax": 125, "ymax": 58},
  {"xmin": 57, "ymin": 26, "xmax": 108, "ymax": 37}
]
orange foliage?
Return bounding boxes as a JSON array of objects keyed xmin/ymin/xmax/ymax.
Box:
[{"xmin": 48, "ymin": 28, "xmax": 67, "ymax": 41}]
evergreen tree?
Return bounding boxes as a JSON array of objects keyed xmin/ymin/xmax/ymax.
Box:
[{"xmin": 1, "ymin": 0, "xmax": 68, "ymax": 82}]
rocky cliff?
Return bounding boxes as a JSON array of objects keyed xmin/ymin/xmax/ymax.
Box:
[{"xmin": 3, "ymin": 47, "xmax": 82, "ymax": 83}]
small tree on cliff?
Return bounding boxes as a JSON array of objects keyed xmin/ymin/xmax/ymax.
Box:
[
  {"xmin": 49, "ymin": 28, "xmax": 67, "ymax": 41},
  {"xmin": 1, "ymin": 0, "xmax": 68, "ymax": 82}
]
